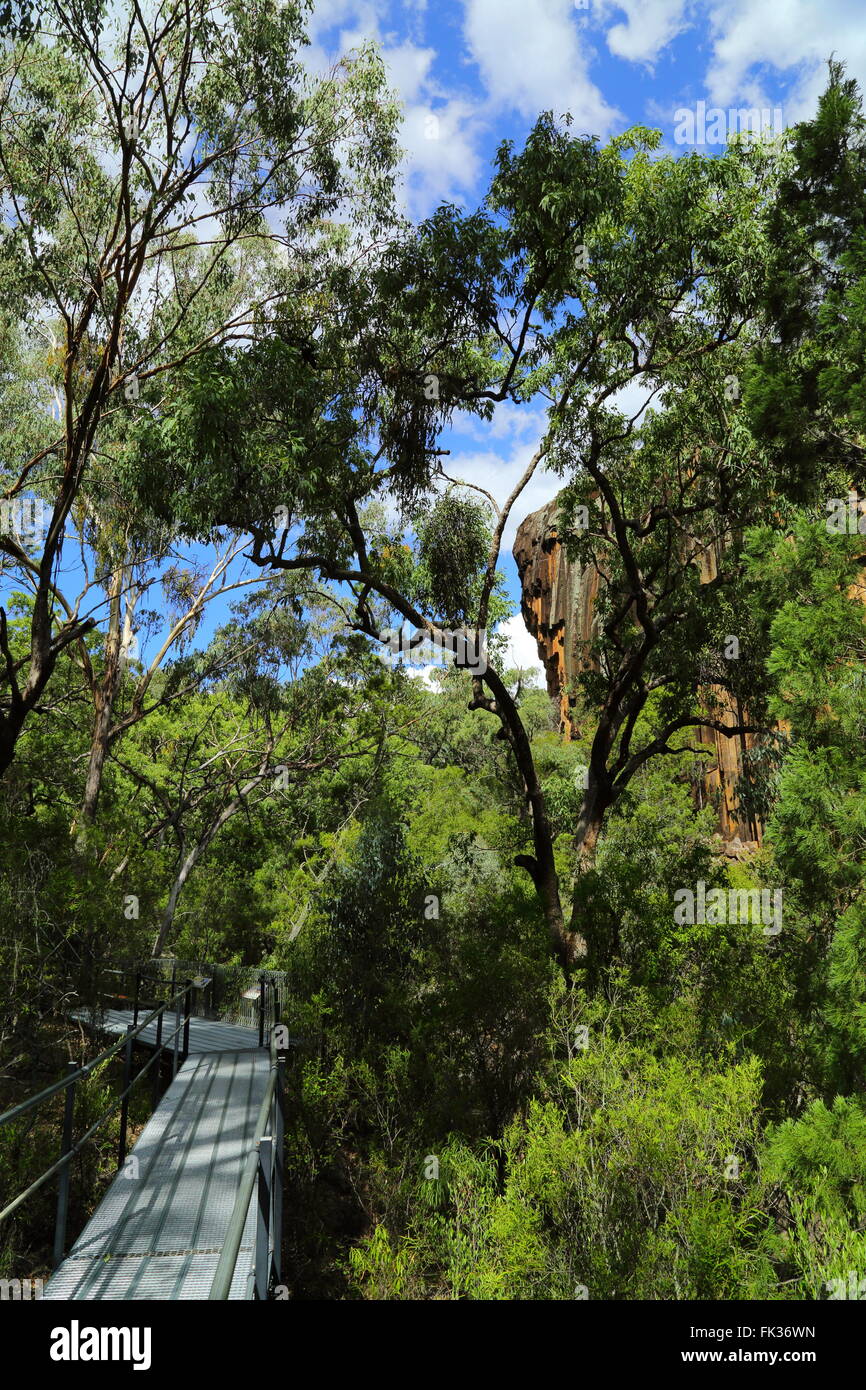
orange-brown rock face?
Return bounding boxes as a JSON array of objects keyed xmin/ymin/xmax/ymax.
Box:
[
  {"xmin": 513, "ymin": 498, "xmax": 761, "ymax": 849},
  {"xmin": 513, "ymin": 497, "xmax": 598, "ymax": 737}
]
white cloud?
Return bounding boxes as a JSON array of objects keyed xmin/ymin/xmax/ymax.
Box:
[
  {"xmin": 304, "ymin": 3, "xmax": 487, "ymax": 215},
  {"xmin": 441, "ymin": 442, "xmax": 559, "ymax": 552},
  {"xmin": 380, "ymin": 39, "xmax": 436, "ymax": 101},
  {"xmin": 400, "ymin": 97, "xmax": 487, "ymax": 211},
  {"xmin": 403, "ymin": 661, "xmax": 445, "ymax": 688},
  {"xmin": 601, "ymin": 0, "xmax": 692, "ymax": 65},
  {"xmin": 497, "ymin": 613, "xmax": 545, "ymax": 681},
  {"xmin": 463, "ymin": 0, "xmax": 620, "ymax": 130},
  {"xmin": 453, "ymin": 401, "xmax": 548, "ymax": 444},
  {"xmin": 703, "ymin": 0, "xmax": 866, "ymax": 121},
  {"xmin": 442, "ymin": 379, "xmax": 659, "ymax": 557},
  {"xmin": 608, "ymin": 373, "xmax": 662, "ymax": 423},
  {"xmin": 306, "ymin": 0, "xmax": 387, "ymax": 41}
]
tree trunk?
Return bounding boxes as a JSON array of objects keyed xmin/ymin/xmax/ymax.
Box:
[
  {"xmin": 81, "ymin": 565, "xmax": 135, "ymax": 822},
  {"xmin": 480, "ymin": 664, "xmax": 586, "ymax": 967},
  {"xmin": 576, "ymin": 814, "xmax": 604, "ymax": 867},
  {"xmin": 152, "ymin": 843, "xmax": 199, "ymax": 958},
  {"xmin": 82, "ymin": 687, "xmax": 114, "ymax": 822},
  {"xmin": 150, "ymin": 757, "xmax": 274, "ymax": 957},
  {"xmin": 567, "ymin": 779, "xmax": 610, "ymax": 947},
  {"xmin": 0, "ymin": 701, "xmax": 27, "ymax": 780}
]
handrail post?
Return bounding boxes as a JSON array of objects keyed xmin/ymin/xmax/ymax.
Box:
[
  {"xmin": 52, "ymin": 1062, "xmax": 77, "ymax": 1268},
  {"xmin": 257, "ymin": 974, "xmax": 266, "ymax": 1048},
  {"xmin": 152, "ymin": 999, "xmax": 164, "ymax": 1109},
  {"xmin": 132, "ymin": 968, "xmax": 141, "ymax": 1028},
  {"xmin": 118, "ymin": 1024, "xmax": 134, "ymax": 1170},
  {"xmin": 273, "ymin": 1057, "xmax": 285, "ymax": 1287},
  {"xmin": 172, "ymin": 986, "xmax": 181, "ymax": 1080},
  {"xmin": 255, "ymin": 1136, "xmax": 272, "ymax": 1300},
  {"xmin": 182, "ymin": 980, "xmax": 192, "ymax": 1063}
]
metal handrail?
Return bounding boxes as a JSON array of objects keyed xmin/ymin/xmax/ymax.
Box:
[
  {"xmin": 0, "ymin": 980, "xmax": 195, "ymax": 1257},
  {"xmin": 0, "ymin": 982, "xmax": 191, "ymax": 1129},
  {"xmin": 208, "ymin": 1035, "xmax": 285, "ymax": 1301},
  {"xmin": 0, "ymin": 1008, "xmax": 188, "ymax": 1223},
  {"xmin": 2, "ymin": 963, "xmax": 284, "ymax": 1290}
]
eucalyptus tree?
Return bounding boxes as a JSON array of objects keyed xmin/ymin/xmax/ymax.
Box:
[
  {"xmin": 0, "ymin": 0, "xmax": 399, "ymax": 776},
  {"xmin": 123, "ymin": 112, "xmax": 798, "ymax": 970},
  {"xmin": 73, "ymin": 526, "xmax": 271, "ymax": 826},
  {"xmin": 107, "ymin": 574, "xmax": 407, "ymax": 958}
]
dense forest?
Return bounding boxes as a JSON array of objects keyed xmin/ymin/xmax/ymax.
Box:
[{"xmin": 1, "ymin": 0, "xmax": 866, "ymax": 1305}]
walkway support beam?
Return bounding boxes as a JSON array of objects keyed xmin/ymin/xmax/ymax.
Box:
[
  {"xmin": 118, "ymin": 1024, "xmax": 135, "ymax": 1169},
  {"xmin": 52, "ymin": 1063, "xmax": 77, "ymax": 1268},
  {"xmin": 255, "ymin": 1136, "xmax": 272, "ymax": 1300}
]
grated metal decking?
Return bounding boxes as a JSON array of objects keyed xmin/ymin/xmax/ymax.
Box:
[
  {"xmin": 43, "ymin": 1047, "xmax": 270, "ymax": 1301},
  {"xmin": 71, "ymin": 1006, "xmax": 265, "ymax": 1055}
]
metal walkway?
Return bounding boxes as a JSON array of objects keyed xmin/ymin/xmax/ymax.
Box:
[
  {"xmin": 1, "ymin": 965, "xmax": 287, "ymax": 1300},
  {"xmin": 71, "ymin": 1007, "xmax": 263, "ymax": 1055},
  {"xmin": 43, "ymin": 1045, "xmax": 270, "ymax": 1300}
]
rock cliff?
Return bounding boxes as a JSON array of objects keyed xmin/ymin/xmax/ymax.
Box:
[{"xmin": 513, "ymin": 497, "xmax": 762, "ymax": 850}]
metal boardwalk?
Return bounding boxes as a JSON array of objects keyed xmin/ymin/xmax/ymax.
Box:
[
  {"xmin": 43, "ymin": 1047, "xmax": 270, "ymax": 1300},
  {"xmin": 71, "ymin": 1006, "xmax": 263, "ymax": 1055}
]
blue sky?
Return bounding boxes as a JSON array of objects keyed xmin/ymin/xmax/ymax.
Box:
[
  {"xmin": 302, "ymin": 0, "xmax": 864, "ymax": 672},
  {"xmin": 308, "ymin": 0, "xmax": 863, "ymax": 223},
  {"xmin": 8, "ymin": 0, "xmax": 864, "ymax": 679}
]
